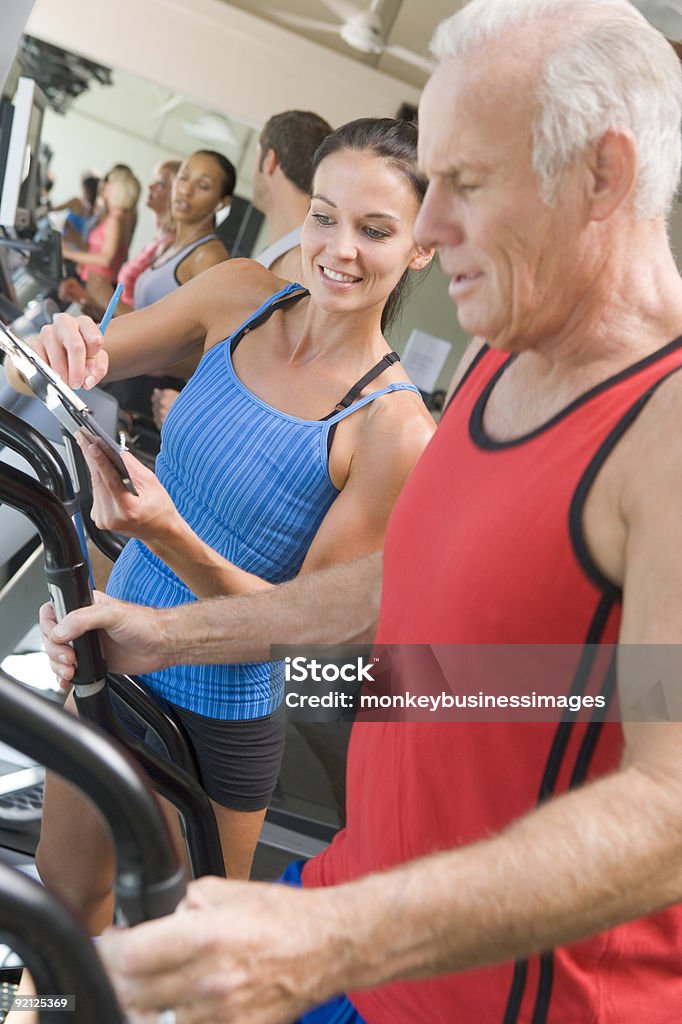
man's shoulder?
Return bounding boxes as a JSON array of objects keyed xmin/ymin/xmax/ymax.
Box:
[{"xmin": 610, "ymin": 362, "xmax": 682, "ymax": 514}]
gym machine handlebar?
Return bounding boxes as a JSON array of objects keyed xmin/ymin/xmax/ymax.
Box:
[
  {"xmin": 0, "ymin": 667, "xmax": 184, "ymax": 925},
  {"xmin": 0, "ymin": 858, "xmax": 124, "ymax": 1023},
  {"xmin": 0, "ymin": 460, "xmax": 106, "ymax": 690},
  {"xmin": 0, "ymin": 416, "xmax": 225, "ymax": 878}
]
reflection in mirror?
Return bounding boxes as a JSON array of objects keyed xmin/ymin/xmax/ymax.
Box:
[{"xmin": 11, "ymin": 39, "xmax": 264, "ymax": 257}]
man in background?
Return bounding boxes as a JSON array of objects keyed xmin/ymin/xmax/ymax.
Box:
[{"xmin": 251, "ymin": 109, "xmax": 332, "ymax": 279}]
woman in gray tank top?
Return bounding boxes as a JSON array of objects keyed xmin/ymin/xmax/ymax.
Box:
[{"xmin": 106, "ymin": 150, "xmax": 235, "ymax": 438}]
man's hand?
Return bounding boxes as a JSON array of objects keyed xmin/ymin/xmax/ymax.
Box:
[
  {"xmin": 40, "ymin": 594, "xmax": 171, "ymax": 683},
  {"xmin": 97, "ymin": 877, "xmax": 348, "ymax": 1024},
  {"xmin": 33, "ymin": 311, "xmax": 109, "ymax": 390}
]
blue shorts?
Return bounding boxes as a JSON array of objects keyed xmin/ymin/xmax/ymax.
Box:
[{"xmin": 280, "ymin": 861, "xmax": 367, "ymax": 1024}]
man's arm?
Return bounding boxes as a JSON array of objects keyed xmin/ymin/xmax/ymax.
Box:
[
  {"xmin": 95, "ymin": 375, "xmax": 682, "ymax": 1023},
  {"xmin": 96, "ymin": 734, "xmax": 682, "ymax": 1024},
  {"xmin": 44, "ymin": 552, "xmax": 382, "ymax": 682}
]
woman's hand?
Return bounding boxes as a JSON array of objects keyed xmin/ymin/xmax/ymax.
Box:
[
  {"xmin": 151, "ymin": 387, "xmax": 181, "ymax": 431},
  {"xmin": 33, "ymin": 312, "xmax": 109, "ymax": 390},
  {"xmin": 58, "ymin": 277, "xmax": 89, "ymax": 306},
  {"xmin": 78, "ymin": 435, "xmax": 178, "ymax": 543}
]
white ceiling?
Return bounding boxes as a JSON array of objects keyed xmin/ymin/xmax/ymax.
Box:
[
  {"xmin": 26, "ymin": 0, "xmax": 462, "ymax": 131},
  {"xmin": 217, "ymin": 0, "xmax": 463, "ymax": 89}
]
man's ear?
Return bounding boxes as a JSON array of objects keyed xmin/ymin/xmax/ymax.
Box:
[
  {"xmin": 409, "ymin": 245, "xmax": 435, "ymax": 271},
  {"xmin": 262, "ymin": 147, "xmax": 279, "ymax": 176},
  {"xmin": 586, "ymin": 130, "xmax": 637, "ymax": 221}
]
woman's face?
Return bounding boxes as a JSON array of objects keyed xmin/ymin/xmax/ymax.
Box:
[
  {"xmin": 171, "ymin": 153, "xmax": 227, "ymax": 225},
  {"xmin": 300, "ymin": 149, "xmax": 425, "ymax": 321}
]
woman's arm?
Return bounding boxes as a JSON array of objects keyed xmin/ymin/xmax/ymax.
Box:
[
  {"xmin": 62, "ymin": 210, "xmax": 124, "ymax": 271},
  {"xmin": 296, "ymin": 391, "xmax": 435, "ymax": 573},
  {"xmin": 78, "ymin": 391, "xmax": 435, "ymax": 599},
  {"xmin": 84, "ymin": 275, "xmax": 134, "ymax": 319},
  {"xmin": 11, "ymin": 260, "xmax": 273, "ymax": 392}
]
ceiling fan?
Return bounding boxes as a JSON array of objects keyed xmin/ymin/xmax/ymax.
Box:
[{"xmin": 268, "ymin": 0, "xmax": 435, "ymax": 73}]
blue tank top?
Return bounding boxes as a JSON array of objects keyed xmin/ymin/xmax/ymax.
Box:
[{"xmin": 106, "ymin": 282, "xmax": 420, "ymax": 719}]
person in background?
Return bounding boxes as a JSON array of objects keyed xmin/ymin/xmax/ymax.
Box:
[
  {"xmin": 151, "ymin": 113, "xmax": 332, "ymax": 432},
  {"xmin": 61, "ymin": 159, "xmax": 181, "ymax": 319},
  {"xmin": 50, "ymin": 170, "xmax": 100, "ymax": 240},
  {"xmin": 103, "ymin": 149, "xmax": 234, "ymax": 446},
  {"xmin": 61, "ymin": 165, "xmax": 140, "ymax": 290},
  {"xmin": 252, "ymin": 109, "xmax": 333, "ymax": 279},
  {"xmin": 37, "ymin": 2, "xmax": 682, "ymax": 1022}
]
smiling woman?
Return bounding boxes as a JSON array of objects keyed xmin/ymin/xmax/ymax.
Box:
[
  {"xmin": 307, "ymin": 118, "xmax": 430, "ymax": 332},
  {"xmin": 13, "ymin": 116, "xmax": 436, "ymax": 931}
]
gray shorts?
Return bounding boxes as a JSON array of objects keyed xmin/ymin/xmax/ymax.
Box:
[{"xmin": 111, "ymin": 692, "xmax": 287, "ymax": 812}]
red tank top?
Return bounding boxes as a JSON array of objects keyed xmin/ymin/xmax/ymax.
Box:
[{"xmin": 304, "ymin": 340, "xmax": 682, "ymax": 1024}]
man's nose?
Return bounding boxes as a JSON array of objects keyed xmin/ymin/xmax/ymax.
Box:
[{"xmin": 414, "ymin": 184, "xmax": 463, "ymax": 249}]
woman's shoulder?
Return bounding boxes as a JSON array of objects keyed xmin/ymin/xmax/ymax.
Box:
[
  {"xmin": 199, "ymin": 260, "xmax": 302, "ymax": 345},
  {"xmin": 179, "ymin": 236, "xmax": 230, "ymax": 279},
  {"xmin": 353, "ymin": 373, "xmax": 436, "ymax": 456},
  {"xmin": 202, "ymin": 258, "xmax": 294, "ymax": 301}
]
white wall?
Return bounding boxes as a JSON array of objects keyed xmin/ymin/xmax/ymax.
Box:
[
  {"xmin": 43, "ymin": 107, "xmax": 180, "ymax": 253},
  {"xmin": 26, "ymin": 0, "xmax": 420, "ymax": 129},
  {"xmin": 27, "ymin": 0, "xmax": 463, "ymax": 385}
]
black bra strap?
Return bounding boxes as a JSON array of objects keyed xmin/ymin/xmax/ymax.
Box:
[
  {"xmin": 321, "ymin": 351, "xmax": 401, "ymax": 420},
  {"xmin": 230, "ymin": 287, "xmax": 308, "ymax": 355}
]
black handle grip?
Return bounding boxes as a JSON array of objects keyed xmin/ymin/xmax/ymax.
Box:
[{"xmin": 45, "ymin": 564, "xmax": 107, "ymax": 686}]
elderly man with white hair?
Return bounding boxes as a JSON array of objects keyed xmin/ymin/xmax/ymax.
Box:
[{"xmin": 41, "ymin": 0, "xmax": 682, "ymax": 1021}]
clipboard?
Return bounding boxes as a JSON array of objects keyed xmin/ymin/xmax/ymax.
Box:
[{"xmin": 0, "ymin": 319, "xmax": 138, "ymax": 495}]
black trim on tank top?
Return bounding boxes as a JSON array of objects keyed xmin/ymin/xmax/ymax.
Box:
[
  {"xmin": 324, "ymin": 352, "xmax": 402, "ymax": 459},
  {"xmin": 502, "ymin": 593, "xmax": 615, "ymax": 1024},
  {"xmin": 527, "ymin": 652, "xmax": 618, "ymax": 1024},
  {"xmin": 531, "ymin": 954, "xmax": 554, "ymax": 1024},
  {"xmin": 321, "ymin": 351, "xmax": 401, "ymax": 418},
  {"xmin": 569, "ymin": 364, "xmax": 682, "ymax": 597},
  {"xmin": 230, "ymin": 287, "xmax": 309, "ymax": 357},
  {"xmin": 569, "ymin": 654, "xmax": 617, "ymax": 792},
  {"xmin": 172, "ymin": 234, "xmax": 219, "ymax": 286},
  {"xmin": 441, "ymin": 343, "xmax": 490, "ymax": 419},
  {"xmin": 470, "ymin": 334, "xmax": 682, "ymax": 451}
]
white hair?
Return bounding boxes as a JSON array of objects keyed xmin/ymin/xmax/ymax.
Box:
[{"xmin": 431, "ymin": 0, "xmax": 682, "ymax": 218}]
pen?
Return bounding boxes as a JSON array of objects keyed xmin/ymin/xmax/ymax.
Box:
[{"xmin": 99, "ymin": 282, "xmax": 123, "ymax": 335}]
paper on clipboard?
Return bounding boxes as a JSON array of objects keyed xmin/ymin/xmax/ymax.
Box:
[
  {"xmin": 401, "ymin": 329, "xmax": 452, "ymax": 394},
  {"xmin": 0, "ymin": 320, "xmax": 137, "ymax": 495}
]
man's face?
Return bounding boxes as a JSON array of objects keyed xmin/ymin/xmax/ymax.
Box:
[
  {"xmin": 415, "ymin": 54, "xmax": 590, "ymax": 352},
  {"xmin": 251, "ymin": 141, "xmax": 269, "ymax": 214}
]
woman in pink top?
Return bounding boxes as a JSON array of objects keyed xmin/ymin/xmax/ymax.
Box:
[
  {"xmin": 62, "ymin": 159, "xmax": 181, "ymax": 318},
  {"xmin": 61, "ymin": 165, "xmax": 140, "ymax": 286}
]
